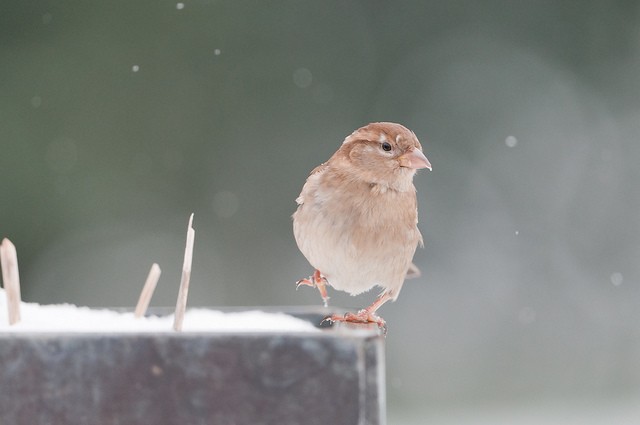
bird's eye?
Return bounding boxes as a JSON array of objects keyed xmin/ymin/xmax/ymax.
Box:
[{"xmin": 381, "ymin": 141, "xmax": 392, "ymax": 152}]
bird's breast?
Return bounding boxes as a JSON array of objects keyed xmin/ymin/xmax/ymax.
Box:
[{"xmin": 293, "ymin": 178, "xmax": 421, "ymax": 294}]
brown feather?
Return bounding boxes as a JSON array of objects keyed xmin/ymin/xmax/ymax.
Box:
[{"xmin": 293, "ymin": 122, "xmax": 429, "ymax": 302}]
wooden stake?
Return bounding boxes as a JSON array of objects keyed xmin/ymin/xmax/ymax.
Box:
[
  {"xmin": 0, "ymin": 238, "xmax": 22, "ymax": 325},
  {"xmin": 173, "ymin": 213, "xmax": 195, "ymax": 331},
  {"xmin": 134, "ymin": 263, "xmax": 161, "ymax": 318}
]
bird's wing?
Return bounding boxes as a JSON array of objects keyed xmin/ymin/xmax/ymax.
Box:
[
  {"xmin": 296, "ymin": 163, "xmax": 329, "ymax": 206},
  {"xmin": 309, "ymin": 162, "xmax": 329, "ymax": 177}
]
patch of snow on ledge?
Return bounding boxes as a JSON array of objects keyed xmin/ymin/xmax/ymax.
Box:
[{"xmin": 0, "ymin": 289, "xmax": 319, "ymax": 333}]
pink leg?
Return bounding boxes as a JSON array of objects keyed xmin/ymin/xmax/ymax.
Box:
[
  {"xmin": 324, "ymin": 292, "xmax": 393, "ymax": 333},
  {"xmin": 296, "ymin": 269, "xmax": 330, "ymax": 307}
]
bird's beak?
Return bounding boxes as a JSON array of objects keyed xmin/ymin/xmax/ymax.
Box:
[{"xmin": 399, "ymin": 148, "xmax": 432, "ymax": 170}]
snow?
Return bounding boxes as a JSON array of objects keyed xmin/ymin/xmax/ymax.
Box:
[
  {"xmin": 610, "ymin": 272, "xmax": 623, "ymax": 286},
  {"xmin": 0, "ymin": 289, "xmax": 319, "ymax": 333},
  {"xmin": 505, "ymin": 135, "xmax": 518, "ymax": 147}
]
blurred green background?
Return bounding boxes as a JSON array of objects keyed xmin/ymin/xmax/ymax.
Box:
[{"xmin": 2, "ymin": 1, "xmax": 640, "ymax": 423}]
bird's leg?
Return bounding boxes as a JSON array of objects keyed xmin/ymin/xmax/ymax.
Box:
[
  {"xmin": 296, "ymin": 269, "xmax": 330, "ymax": 307},
  {"xmin": 324, "ymin": 292, "xmax": 393, "ymax": 333}
]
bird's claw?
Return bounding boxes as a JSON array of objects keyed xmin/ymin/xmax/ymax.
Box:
[
  {"xmin": 322, "ymin": 310, "xmax": 387, "ymax": 335},
  {"xmin": 296, "ymin": 271, "xmax": 330, "ymax": 307},
  {"xmin": 295, "ymin": 278, "xmax": 314, "ymax": 290}
]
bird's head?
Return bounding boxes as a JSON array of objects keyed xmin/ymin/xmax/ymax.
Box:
[{"xmin": 336, "ymin": 122, "xmax": 431, "ymax": 189}]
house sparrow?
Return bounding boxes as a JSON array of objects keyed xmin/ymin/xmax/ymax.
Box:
[{"xmin": 293, "ymin": 122, "xmax": 431, "ymax": 330}]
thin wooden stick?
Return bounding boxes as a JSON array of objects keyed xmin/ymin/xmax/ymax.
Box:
[
  {"xmin": 134, "ymin": 263, "xmax": 161, "ymax": 318},
  {"xmin": 173, "ymin": 213, "xmax": 195, "ymax": 331},
  {"xmin": 0, "ymin": 238, "xmax": 22, "ymax": 325}
]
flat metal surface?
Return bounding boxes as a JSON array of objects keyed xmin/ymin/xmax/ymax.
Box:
[{"xmin": 0, "ymin": 308, "xmax": 385, "ymax": 425}]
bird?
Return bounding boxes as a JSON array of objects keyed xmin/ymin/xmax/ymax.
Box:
[{"xmin": 292, "ymin": 122, "xmax": 431, "ymax": 330}]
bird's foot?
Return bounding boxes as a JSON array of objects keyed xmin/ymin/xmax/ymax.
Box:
[
  {"xmin": 296, "ymin": 270, "xmax": 330, "ymax": 307},
  {"xmin": 323, "ymin": 309, "xmax": 387, "ymax": 334}
]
